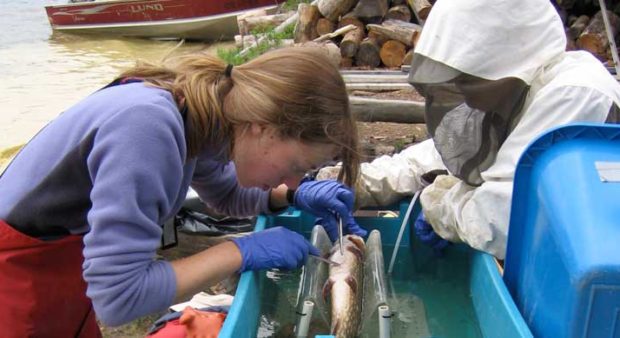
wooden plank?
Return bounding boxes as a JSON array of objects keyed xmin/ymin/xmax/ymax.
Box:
[
  {"xmin": 314, "ymin": 24, "xmax": 357, "ymax": 42},
  {"xmin": 342, "ymin": 74, "xmax": 409, "ymax": 83},
  {"xmin": 346, "ymin": 82, "xmax": 412, "ymax": 91},
  {"xmin": 366, "ymin": 19, "xmax": 422, "ymax": 47},
  {"xmin": 341, "ymin": 69, "xmax": 407, "ymax": 75}
]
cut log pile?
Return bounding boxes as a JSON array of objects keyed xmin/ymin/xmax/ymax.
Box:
[
  {"xmin": 236, "ymin": 0, "xmax": 620, "ymax": 73},
  {"xmin": 236, "ymin": 0, "xmax": 434, "ymax": 70},
  {"xmin": 565, "ymin": 10, "xmax": 619, "ymax": 62},
  {"xmin": 306, "ymin": 0, "xmax": 429, "ymax": 69},
  {"xmin": 559, "ymin": 1, "xmax": 620, "ymax": 68},
  {"xmin": 230, "ymin": 1, "xmax": 620, "ymax": 127}
]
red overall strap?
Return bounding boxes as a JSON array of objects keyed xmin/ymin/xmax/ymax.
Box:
[{"xmin": 0, "ymin": 220, "xmax": 101, "ymax": 338}]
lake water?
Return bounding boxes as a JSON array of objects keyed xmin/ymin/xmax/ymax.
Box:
[{"xmin": 0, "ymin": 0, "xmax": 231, "ymax": 151}]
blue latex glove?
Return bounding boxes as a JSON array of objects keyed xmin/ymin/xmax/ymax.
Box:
[
  {"xmin": 315, "ymin": 216, "xmax": 367, "ymax": 242},
  {"xmin": 294, "ymin": 179, "xmax": 367, "ymax": 241},
  {"xmin": 232, "ymin": 226, "xmax": 319, "ymax": 272},
  {"xmin": 414, "ymin": 212, "xmax": 450, "ymax": 256}
]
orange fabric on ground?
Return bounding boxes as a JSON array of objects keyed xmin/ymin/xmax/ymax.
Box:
[{"xmin": 179, "ymin": 306, "xmax": 226, "ymax": 338}]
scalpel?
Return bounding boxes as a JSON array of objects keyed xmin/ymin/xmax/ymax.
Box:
[
  {"xmin": 309, "ymin": 254, "xmax": 340, "ymax": 266},
  {"xmin": 338, "ymin": 216, "xmax": 344, "ymax": 255}
]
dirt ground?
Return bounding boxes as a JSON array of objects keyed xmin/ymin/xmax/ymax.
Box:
[
  {"xmin": 354, "ymin": 88, "xmax": 429, "ymax": 161},
  {"xmin": 352, "ymin": 87, "xmax": 425, "ymax": 102},
  {"xmin": 357, "ymin": 120, "xmax": 428, "ymax": 162}
]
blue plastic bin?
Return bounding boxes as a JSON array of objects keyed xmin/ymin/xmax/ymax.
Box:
[
  {"xmin": 504, "ymin": 123, "xmax": 620, "ymax": 338},
  {"xmin": 220, "ymin": 201, "xmax": 531, "ymax": 337}
]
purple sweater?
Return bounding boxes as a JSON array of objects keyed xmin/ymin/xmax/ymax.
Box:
[{"xmin": 0, "ymin": 82, "xmax": 270, "ymax": 326}]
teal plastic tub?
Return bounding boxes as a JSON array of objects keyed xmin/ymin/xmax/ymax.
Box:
[{"xmin": 220, "ymin": 201, "xmax": 531, "ymax": 337}]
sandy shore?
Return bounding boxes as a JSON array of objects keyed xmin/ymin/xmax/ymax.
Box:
[{"xmin": 0, "ymin": 144, "xmax": 22, "ymax": 173}]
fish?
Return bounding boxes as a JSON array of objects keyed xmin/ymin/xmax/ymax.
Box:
[{"xmin": 322, "ymin": 234, "xmax": 366, "ymax": 338}]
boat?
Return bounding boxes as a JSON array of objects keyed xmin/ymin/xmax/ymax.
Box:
[{"xmin": 45, "ymin": 0, "xmax": 282, "ymax": 41}]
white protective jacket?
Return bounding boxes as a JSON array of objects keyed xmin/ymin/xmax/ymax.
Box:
[{"xmin": 320, "ymin": 0, "xmax": 620, "ymax": 259}]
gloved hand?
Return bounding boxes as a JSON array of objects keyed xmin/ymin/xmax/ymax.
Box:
[
  {"xmin": 231, "ymin": 226, "xmax": 319, "ymax": 272},
  {"xmin": 314, "ymin": 215, "xmax": 368, "ymax": 242},
  {"xmin": 294, "ymin": 179, "xmax": 367, "ymax": 241},
  {"xmin": 414, "ymin": 212, "xmax": 450, "ymax": 256}
]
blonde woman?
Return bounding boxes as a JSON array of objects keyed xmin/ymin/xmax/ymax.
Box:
[{"xmin": 0, "ymin": 47, "xmax": 364, "ymax": 336}]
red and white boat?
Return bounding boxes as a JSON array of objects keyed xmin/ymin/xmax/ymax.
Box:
[{"xmin": 45, "ymin": 0, "xmax": 282, "ymax": 41}]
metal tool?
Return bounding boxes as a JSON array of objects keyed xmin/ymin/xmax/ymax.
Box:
[
  {"xmin": 598, "ymin": 0, "xmax": 620, "ymax": 78},
  {"xmin": 309, "ymin": 254, "xmax": 340, "ymax": 266},
  {"xmin": 338, "ymin": 216, "xmax": 344, "ymax": 255}
]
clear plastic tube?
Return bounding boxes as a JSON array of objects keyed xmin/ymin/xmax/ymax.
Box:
[
  {"xmin": 294, "ymin": 225, "xmax": 332, "ymax": 328},
  {"xmin": 361, "ymin": 230, "xmax": 390, "ymax": 335}
]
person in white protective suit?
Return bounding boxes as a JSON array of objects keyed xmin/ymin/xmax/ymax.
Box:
[{"xmin": 318, "ymin": 0, "xmax": 620, "ymax": 259}]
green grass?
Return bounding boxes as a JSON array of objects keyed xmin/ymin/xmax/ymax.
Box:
[
  {"xmin": 393, "ymin": 138, "xmax": 408, "ymax": 152},
  {"xmin": 281, "ymin": 0, "xmax": 312, "ymax": 11},
  {"xmin": 216, "ymin": 4, "xmax": 299, "ymax": 65},
  {"xmin": 217, "ymin": 26, "xmax": 295, "ymax": 65},
  {"xmin": 0, "ymin": 144, "xmax": 23, "ymax": 173}
]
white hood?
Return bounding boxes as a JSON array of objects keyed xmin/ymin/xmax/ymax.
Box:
[{"xmin": 413, "ymin": 0, "xmax": 566, "ymax": 83}]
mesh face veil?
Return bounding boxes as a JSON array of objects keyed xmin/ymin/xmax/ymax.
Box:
[
  {"xmin": 403, "ymin": 0, "xmax": 570, "ymax": 186},
  {"xmin": 410, "ymin": 56, "xmax": 528, "ymax": 186}
]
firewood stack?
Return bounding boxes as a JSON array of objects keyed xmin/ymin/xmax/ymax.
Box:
[
  {"xmin": 559, "ymin": 1, "xmax": 620, "ymax": 67},
  {"xmin": 237, "ymin": 1, "xmax": 620, "ymax": 72},
  {"xmin": 293, "ymin": 0, "xmax": 432, "ymax": 69},
  {"xmin": 235, "ymin": 0, "xmax": 433, "ymax": 70}
]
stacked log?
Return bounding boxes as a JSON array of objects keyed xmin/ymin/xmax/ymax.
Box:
[
  {"xmin": 409, "ymin": 0, "xmax": 432, "ymax": 22},
  {"xmin": 295, "ymin": 3, "xmax": 321, "ymax": 42},
  {"xmin": 561, "ymin": 2, "xmax": 620, "ymax": 68},
  {"xmin": 572, "ymin": 10, "xmax": 620, "ymax": 62},
  {"xmin": 235, "ymin": 1, "xmax": 620, "ymax": 73},
  {"xmin": 289, "ymin": 0, "xmax": 429, "ymax": 69},
  {"xmin": 237, "ymin": 12, "xmax": 294, "ymax": 35},
  {"xmin": 234, "ymin": 0, "xmax": 431, "ymax": 69}
]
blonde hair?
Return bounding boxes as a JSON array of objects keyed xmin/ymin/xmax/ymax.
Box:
[{"xmin": 119, "ymin": 47, "xmax": 359, "ymax": 186}]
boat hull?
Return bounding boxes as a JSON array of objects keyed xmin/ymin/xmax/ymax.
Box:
[{"xmin": 45, "ymin": 0, "xmax": 280, "ymax": 40}]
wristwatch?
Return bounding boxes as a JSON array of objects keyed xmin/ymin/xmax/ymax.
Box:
[{"xmin": 286, "ymin": 188, "xmax": 296, "ymax": 205}]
